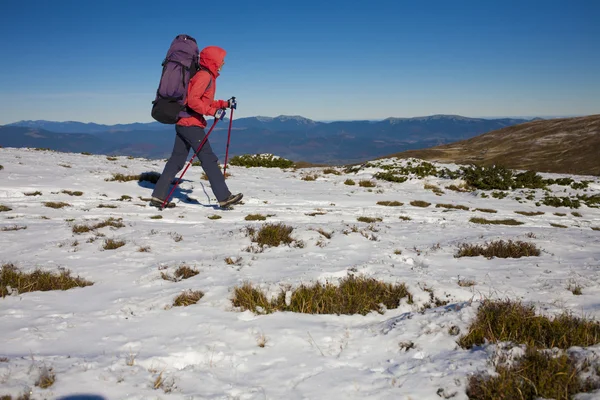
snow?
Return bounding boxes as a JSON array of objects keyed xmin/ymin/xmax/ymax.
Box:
[{"xmin": 0, "ymin": 147, "xmax": 599, "ymax": 399}]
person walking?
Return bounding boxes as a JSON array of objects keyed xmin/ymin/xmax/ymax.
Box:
[{"xmin": 150, "ymin": 45, "xmax": 243, "ymax": 208}]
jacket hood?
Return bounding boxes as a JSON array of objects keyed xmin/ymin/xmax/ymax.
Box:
[{"xmin": 199, "ymin": 46, "xmax": 227, "ymax": 77}]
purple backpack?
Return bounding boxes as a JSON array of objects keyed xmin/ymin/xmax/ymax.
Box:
[{"xmin": 151, "ymin": 35, "xmax": 201, "ymax": 124}]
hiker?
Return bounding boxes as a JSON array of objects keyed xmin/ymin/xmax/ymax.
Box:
[{"xmin": 150, "ymin": 46, "xmax": 243, "ymax": 208}]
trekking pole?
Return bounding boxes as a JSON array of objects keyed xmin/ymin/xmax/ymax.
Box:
[
  {"xmin": 223, "ymin": 98, "xmax": 235, "ymax": 177},
  {"xmin": 161, "ymin": 118, "xmax": 220, "ymax": 210}
]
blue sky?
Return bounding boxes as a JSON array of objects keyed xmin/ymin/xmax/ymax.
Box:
[{"xmin": 0, "ymin": 0, "xmax": 598, "ymax": 124}]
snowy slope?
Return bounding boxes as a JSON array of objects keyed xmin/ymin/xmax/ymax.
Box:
[{"xmin": 0, "ymin": 147, "xmax": 599, "ymax": 400}]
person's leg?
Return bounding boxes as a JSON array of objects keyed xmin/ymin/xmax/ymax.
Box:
[
  {"xmin": 177, "ymin": 125, "xmax": 232, "ymax": 202},
  {"xmin": 151, "ymin": 127, "xmax": 190, "ymax": 201}
]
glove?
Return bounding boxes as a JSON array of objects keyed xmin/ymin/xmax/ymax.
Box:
[
  {"xmin": 214, "ymin": 109, "xmax": 226, "ymax": 120},
  {"xmin": 228, "ymin": 97, "xmax": 237, "ymax": 110}
]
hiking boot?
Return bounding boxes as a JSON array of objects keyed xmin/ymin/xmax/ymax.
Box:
[
  {"xmin": 219, "ymin": 193, "xmax": 243, "ymax": 208},
  {"xmin": 149, "ymin": 196, "xmax": 175, "ymax": 209}
]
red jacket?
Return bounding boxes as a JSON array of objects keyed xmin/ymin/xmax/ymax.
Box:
[{"xmin": 178, "ymin": 46, "xmax": 229, "ymax": 128}]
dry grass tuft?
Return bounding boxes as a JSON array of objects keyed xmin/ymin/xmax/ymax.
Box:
[
  {"xmin": 98, "ymin": 204, "xmax": 117, "ymax": 209},
  {"xmin": 436, "ymin": 203, "xmax": 469, "ymax": 210},
  {"xmin": 357, "ymin": 216, "xmax": 382, "ymax": 223},
  {"xmin": 246, "ymin": 223, "xmax": 299, "ymax": 249},
  {"xmin": 232, "ymin": 276, "xmax": 413, "ymax": 315},
  {"xmin": 458, "ymin": 299, "xmax": 600, "ymax": 349},
  {"xmin": 35, "ymin": 367, "xmax": 56, "ymax": 389},
  {"xmin": 43, "ymin": 201, "xmax": 70, "ymax": 209},
  {"xmin": 474, "ymin": 208, "xmax": 497, "ymax": 213},
  {"xmin": 568, "ymin": 283, "xmax": 583, "ymax": 295},
  {"xmin": 150, "ymin": 215, "xmax": 163, "ymax": 220},
  {"xmin": 572, "ymin": 211, "xmax": 583, "ymax": 217},
  {"xmin": 457, "ymin": 278, "xmax": 476, "ymax": 287},
  {"xmin": 245, "ymin": 214, "xmax": 267, "ymax": 221},
  {"xmin": 592, "ymin": 227, "xmax": 600, "ymax": 231},
  {"xmin": 106, "ymin": 173, "xmax": 139, "ymax": 182},
  {"xmin": 470, "ymin": 217, "xmax": 524, "ymax": 226},
  {"xmin": 138, "ymin": 246, "xmax": 151, "ymax": 253},
  {"xmin": 377, "ymin": 201, "xmax": 403, "ymax": 207},
  {"xmin": 72, "ymin": 217, "xmax": 125, "ymax": 234},
  {"xmin": 103, "ymin": 239, "xmax": 126, "ymax": 250},
  {"xmin": 1, "ymin": 225, "xmax": 27, "ymax": 232},
  {"xmin": 301, "ymin": 174, "xmax": 319, "ymax": 181},
  {"xmin": 410, "ymin": 200, "xmax": 431, "ymax": 208},
  {"xmin": 466, "ymin": 346, "xmax": 600, "ymax": 400},
  {"xmin": 0, "ymin": 264, "xmax": 93, "ymax": 297},
  {"xmin": 456, "ymin": 240, "xmax": 541, "ymax": 259},
  {"xmin": 399, "ymin": 216, "xmax": 412, "ymax": 221},
  {"xmin": 315, "ymin": 228, "xmax": 333, "ymax": 239},
  {"xmin": 515, "ymin": 211, "xmax": 545, "ymax": 216},
  {"xmin": 161, "ymin": 265, "xmax": 199, "ymax": 282},
  {"xmin": 207, "ymin": 215, "xmax": 222, "ymax": 220},
  {"xmin": 344, "ymin": 179, "xmax": 356, "ymax": 185},
  {"xmin": 322, "ymin": 168, "xmax": 341, "ymax": 175},
  {"xmin": 23, "ymin": 191, "xmax": 42, "ymax": 196},
  {"xmin": 358, "ymin": 180, "xmax": 376, "ymax": 187},
  {"xmin": 550, "ymin": 223, "xmax": 568, "ymax": 228},
  {"xmin": 61, "ymin": 190, "xmax": 83, "ymax": 196},
  {"xmin": 173, "ymin": 290, "xmax": 204, "ymax": 307}
]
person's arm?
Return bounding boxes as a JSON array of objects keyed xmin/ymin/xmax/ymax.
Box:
[{"xmin": 186, "ymin": 72, "xmax": 225, "ymax": 116}]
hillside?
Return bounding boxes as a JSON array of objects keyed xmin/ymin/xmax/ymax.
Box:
[
  {"xmin": 385, "ymin": 115, "xmax": 600, "ymax": 176},
  {"xmin": 1, "ymin": 148, "xmax": 599, "ymax": 398}
]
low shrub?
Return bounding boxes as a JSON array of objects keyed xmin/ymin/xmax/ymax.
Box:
[
  {"xmin": 344, "ymin": 179, "xmax": 356, "ymax": 186},
  {"xmin": 359, "ymin": 180, "xmax": 376, "ymax": 187},
  {"xmin": 373, "ymin": 172, "xmax": 408, "ymax": 183},
  {"xmin": 61, "ymin": 190, "xmax": 83, "ymax": 196},
  {"xmin": 229, "ymin": 154, "xmax": 294, "ymax": 168},
  {"xmin": 410, "ymin": 200, "xmax": 431, "ymax": 208},
  {"xmin": 542, "ymin": 195, "xmax": 581, "ymax": 209},
  {"xmin": 322, "ymin": 168, "xmax": 341, "ymax": 175}
]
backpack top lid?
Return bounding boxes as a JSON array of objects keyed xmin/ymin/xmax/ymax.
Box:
[{"xmin": 165, "ymin": 34, "xmax": 199, "ymax": 68}]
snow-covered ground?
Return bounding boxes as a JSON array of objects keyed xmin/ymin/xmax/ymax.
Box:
[{"xmin": 0, "ymin": 147, "xmax": 599, "ymax": 399}]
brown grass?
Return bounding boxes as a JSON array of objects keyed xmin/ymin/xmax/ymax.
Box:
[
  {"xmin": 43, "ymin": 201, "xmax": 70, "ymax": 209},
  {"xmin": 436, "ymin": 203, "xmax": 469, "ymax": 210},
  {"xmin": 357, "ymin": 216, "xmax": 382, "ymax": 223},
  {"xmin": 592, "ymin": 227, "xmax": 600, "ymax": 231},
  {"xmin": 315, "ymin": 228, "xmax": 333, "ymax": 239},
  {"xmin": 35, "ymin": 367, "xmax": 56, "ymax": 389},
  {"xmin": 344, "ymin": 179, "xmax": 356, "ymax": 185},
  {"xmin": 301, "ymin": 174, "xmax": 319, "ymax": 181},
  {"xmin": 23, "ymin": 191, "xmax": 42, "ymax": 196},
  {"xmin": 97, "ymin": 204, "xmax": 117, "ymax": 208},
  {"xmin": 359, "ymin": 180, "xmax": 376, "ymax": 187},
  {"xmin": 246, "ymin": 223, "xmax": 298, "ymax": 248},
  {"xmin": 456, "ymin": 240, "xmax": 541, "ymax": 259},
  {"xmin": 410, "ymin": 200, "xmax": 431, "ymax": 208},
  {"xmin": 550, "ymin": 223, "xmax": 568, "ymax": 228},
  {"xmin": 173, "ymin": 290, "xmax": 204, "ymax": 307},
  {"xmin": 245, "ymin": 214, "xmax": 267, "ymax": 221},
  {"xmin": 322, "ymin": 168, "xmax": 341, "ymax": 175},
  {"xmin": 150, "ymin": 215, "xmax": 163, "ymax": 219},
  {"xmin": 207, "ymin": 215, "xmax": 222, "ymax": 220},
  {"xmin": 72, "ymin": 217, "xmax": 125, "ymax": 234},
  {"xmin": 470, "ymin": 217, "xmax": 524, "ymax": 226},
  {"xmin": 377, "ymin": 201, "xmax": 403, "ymax": 207},
  {"xmin": 466, "ymin": 346, "xmax": 600, "ymax": 400},
  {"xmin": 161, "ymin": 265, "xmax": 199, "ymax": 282},
  {"xmin": 474, "ymin": 208, "xmax": 497, "ymax": 213},
  {"xmin": 61, "ymin": 190, "xmax": 83, "ymax": 196},
  {"xmin": 232, "ymin": 275, "xmax": 413, "ymax": 315},
  {"xmin": 1, "ymin": 204, "xmax": 14, "ymax": 212},
  {"xmin": 0, "ymin": 264, "xmax": 93, "ymax": 297},
  {"xmin": 515, "ymin": 211, "xmax": 545, "ymax": 216},
  {"xmin": 1, "ymin": 225, "xmax": 27, "ymax": 232},
  {"xmin": 103, "ymin": 239, "xmax": 126, "ymax": 250},
  {"xmin": 399, "ymin": 216, "xmax": 412, "ymax": 221},
  {"xmin": 458, "ymin": 300, "xmax": 600, "ymax": 349}
]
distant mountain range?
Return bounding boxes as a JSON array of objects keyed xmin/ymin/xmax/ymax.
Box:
[
  {"xmin": 1, "ymin": 115, "xmax": 534, "ymax": 164},
  {"xmin": 388, "ymin": 114, "xmax": 600, "ymax": 175}
]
